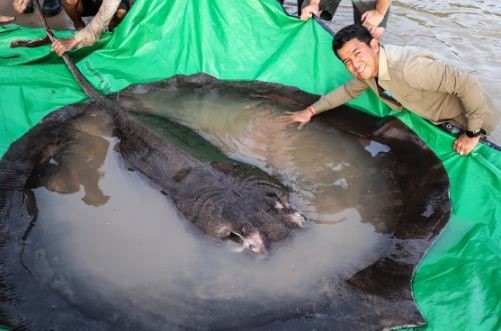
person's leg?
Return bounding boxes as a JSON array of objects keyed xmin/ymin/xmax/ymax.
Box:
[
  {"xmin": 352, "ymin": 0, "xmax": 390, "ymax": 39},
  {"xmin": 300, "ymin": 0, "xmax": 342, "ymax": 20},
  {"xmin": 42, "ymin": 0, "xmax": 62, "ymax": 17},
  {"xmin": 352, "ymin": 4, "xmax": 385, "ymax": 37},
  {"xmin": 352, "ymin": 0, "xmax": 387, "ymax": 24},
  {"xmin": 297, "ymin": 0, "xmax": 305, "ymax": 15},
  {"xmin": 61, "ymin": 0, "xmax": 87, "ymax": 30},
  {"xmin": 23, "ymin": 0, "xmax": 34, "ymax": 13},
  {"xmin": 108, "ymin": 0, "xmax": 130, "ymax": 31}
]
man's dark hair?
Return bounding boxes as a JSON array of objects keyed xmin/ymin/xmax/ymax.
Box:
[{"xmin": 332, "ymin": 24, "xmax": 373, "ymax": 59}]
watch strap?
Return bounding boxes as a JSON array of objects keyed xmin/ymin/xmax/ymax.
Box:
[{"xmin": 465, "ymin": 128, "xmax": 486, "ymax": 138}]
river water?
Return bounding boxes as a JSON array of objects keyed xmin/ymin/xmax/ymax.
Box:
[{"xmin": 284, "ymin": 0, "xmax": 501, "ymax": 143}]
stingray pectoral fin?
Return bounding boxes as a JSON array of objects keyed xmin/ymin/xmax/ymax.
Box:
[
  {"xmin": 346, "ymin": 258, "xmax": 426, "ymax": 327},
  {"xmin": 347, "ymin": 258, "xmax": 413, "ymax": 299}
]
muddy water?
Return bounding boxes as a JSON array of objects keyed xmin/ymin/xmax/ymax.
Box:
[
  {"xmin": 25, "ymin": 90, "xmax": 396, "ymax": 327},
  {"xmin": 120, "ymin": 85, "xmax": 399, "ymax": 228},
  {"xmin": 284, "ymin": 0, "xmax": 501, "ymax": 144}
]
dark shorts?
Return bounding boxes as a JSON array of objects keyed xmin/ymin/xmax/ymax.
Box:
[
  {"xmin": 301, "ymin": 0, "xmax": 390, "ymax": 28},
  {"xmin": 81, "ymin": 0, "xmax": 131, "ymax": 17}
]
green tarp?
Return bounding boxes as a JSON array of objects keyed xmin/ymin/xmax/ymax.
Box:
[{"xmin": 0, "ymin": 0, "xmax": 499, "ymax": 329}]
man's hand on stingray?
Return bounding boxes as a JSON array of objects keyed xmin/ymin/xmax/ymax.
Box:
[{"xmin": 279, "ymin": 109, "xmax": 314, "ymax": 130}]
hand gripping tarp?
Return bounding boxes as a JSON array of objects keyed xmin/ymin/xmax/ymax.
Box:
[{"xmin": 0, "ymin": 0, "xmax": 499, "ymax": 330}]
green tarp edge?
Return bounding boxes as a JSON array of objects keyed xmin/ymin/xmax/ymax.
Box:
[{"xmin": 0, "ymin": 0, "xmax": 500, "ymax": 330}]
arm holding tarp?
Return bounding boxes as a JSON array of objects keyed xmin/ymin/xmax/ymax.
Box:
[
  {"xmin": 402, "ymin": 55, "xmax": 497, "ymax": 155},
  {"xmin": 52, "ymin": 0, "xmax": 124, "ymax": 56}
]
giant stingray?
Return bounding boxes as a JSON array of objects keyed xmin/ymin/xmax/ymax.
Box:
[
  {"xmin": 0, "ymin": 5, "xmax": 450, "ymax": 330},
  {"xmin": 0, "ymin": 72, "xmax": 451, "ymax": 330}
]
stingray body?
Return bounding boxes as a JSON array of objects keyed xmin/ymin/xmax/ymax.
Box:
[
  {"xmin": 0, "ymin": 74, "xmax": 451, "ymax": 330},
  {"xmin": 114, "ymin": 108, "xmax": 305, "ymax": 255}
]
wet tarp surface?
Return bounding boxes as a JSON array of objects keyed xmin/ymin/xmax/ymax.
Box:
[{"xmin": 0, "ymin": 0, "xmax": 499, "ymax": 330}]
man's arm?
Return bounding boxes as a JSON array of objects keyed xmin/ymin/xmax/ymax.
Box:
[
  {"xmin": 73, "ymin": 0, "xmax": 123, "ymax": 48},
  {"xmin": 375, "ymin": 0, "xmax": 392, "ymax": 16},
  {"xmin": 282, "ymin": 79, "xmax": 369, "ymax": 128},
  {"xmin": 361, "ymin": 0, "xmax": 392, "ymax": 26},
  {"xmin": 360, "ymin": 0, "xmax": 391, "ymax": 37},
  {"xmin": 403, "ymin": 57, "xmax": 489, "ymax": 132},
  {"xmin": 403, "ymin": 55, "xmax": 491, "ymax": 155},
  {"xmin": 311, "ymin": 78, "xmax": 369, "ymax": 115}
]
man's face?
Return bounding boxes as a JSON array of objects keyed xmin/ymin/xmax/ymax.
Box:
[{"xmin": 337, "ymin": 38, "xmax": 379, "ymax": 80}]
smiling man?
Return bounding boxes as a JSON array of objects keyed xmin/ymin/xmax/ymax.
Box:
[{"xmin": 284, "ymin": 24, "xmax": 499, "ymax": 155}]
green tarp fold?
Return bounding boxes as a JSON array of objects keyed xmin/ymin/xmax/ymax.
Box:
[{"xmin": 0, "ymin": 0, "xmax": 499, "ymax": 329}]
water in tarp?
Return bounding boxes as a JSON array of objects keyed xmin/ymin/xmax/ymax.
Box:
[
  {"xmin": 0, "ymin": 77, "xmax": 450, "ymax": 330},
  {"xmin": 119, "ymin": 83, "xmax": 400, "ymax": 230},
  {"xmin": 19, "ymin": 101, "xmax": 390, "ymax": 323}
]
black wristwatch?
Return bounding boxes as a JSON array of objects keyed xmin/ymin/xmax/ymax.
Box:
[{"xmin": 465, "ymin": 129, "xmax": 486, "ymax": 138}]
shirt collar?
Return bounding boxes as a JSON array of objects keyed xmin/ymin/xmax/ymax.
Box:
[{"xmin": 378, "ymin": 45, "xmax": 391, "ymax": 81}]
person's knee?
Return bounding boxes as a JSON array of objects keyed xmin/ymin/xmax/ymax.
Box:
[
  {"xmin": 61, "ymin": 0, "xmax": 79, "ymax": 7},
  {"xmin": 115, "ymin": 8, "xmax": 127, "ymax": 20},
  {"xmin": 372, "ymin": 27, "xmax": 385, "ymax": 40}
]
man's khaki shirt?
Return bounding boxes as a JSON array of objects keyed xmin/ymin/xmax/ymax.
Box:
[{"xmin": 311, "ymin": 45, "xmax": 498, "ymax": 133}]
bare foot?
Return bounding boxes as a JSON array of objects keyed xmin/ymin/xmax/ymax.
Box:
[{"xmin": 0, "ymin": 16, "xmax": 15, "ymax": 24}]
